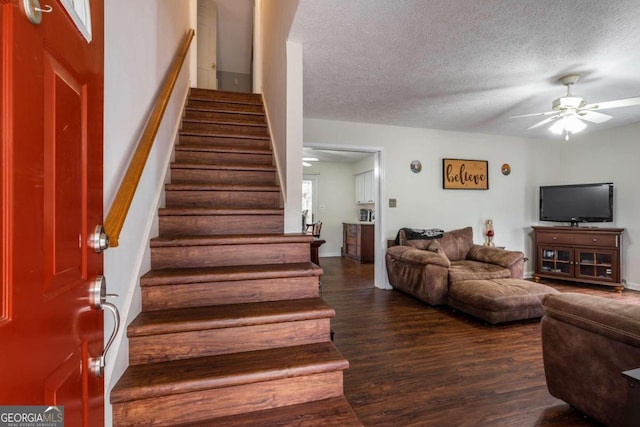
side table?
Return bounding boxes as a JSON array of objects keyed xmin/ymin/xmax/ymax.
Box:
[
  {"xmin": 623, "ymin": 368, "xmax": 640, "ymax": 427},
  {"xmin": 310, "ymin": 239, "xmax": 325, "ymax": 266}
]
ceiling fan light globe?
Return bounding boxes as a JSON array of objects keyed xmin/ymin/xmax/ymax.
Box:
[
  {"xmin": 549, "ymin": 116, "xmax": 587, "ymax": 135},
  {"xmin": 564, "ymin": 115, "xmax": 587, "ymax": 133},
  {"xmin": 549, "ymin": 119, "xmax": 566, "ymax": 135}
]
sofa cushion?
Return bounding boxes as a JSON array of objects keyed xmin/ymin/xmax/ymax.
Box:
[
  {"xmin": 449, "ymin": 278, "xmax": 559, "ymax": 324},
  {"xmin": 448, "ymin": 260, "xmax": 510, "ymax": 283},
  {"xmin": 543, "ymin": 292, "xmax": 640, "ymax": 349},
  {"xmin": 439, "ymin": 226, "xmax": 473, "ymax": 261}
]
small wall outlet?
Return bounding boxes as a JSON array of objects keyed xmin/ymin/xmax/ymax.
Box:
[{"xmin": 389, "ymin": 198, "xmax": 397, "ymax": 208}]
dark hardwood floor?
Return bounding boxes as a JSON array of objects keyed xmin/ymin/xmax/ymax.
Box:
[{"xmin": 320, "ymin": 256, "xmax": 640, "ymax": 427}]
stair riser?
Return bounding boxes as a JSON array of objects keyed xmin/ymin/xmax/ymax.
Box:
[
  {"xmin": 151, "ymin": 242, "xmax": 309, "ymax": 269},
  {"xmin": 171, "ymin": 169, "xmax": 276, "ymax": 185},
  {"xmin": 174, "ymin": 150, "xmax": 273, "ymax": 165},
  {"xmin": 181, "ymin": 122, "xmax": 269, "ymax": 137},
  {"xmin": 183, "ymin": 110, "xmax": 266, "ymax": 125},
  {"xmin": 112, "ymin": 371, "xmax": 343, "ymax": 426},
  {"xmin": 164, "ymin": 190, "xmax": 280, "ymax": 209},
  {"xmin": 178, "ymin": 135, "xmax": 270, "ymax": 149},
  {"xmin": 141, "ymin": 276, "xmax": 320, "ymax": 311},
  {"xmin": 129, "ymin": 318, "xmax": 331, "ymax": 365},
  {"xmin": 158, "ymin": 214, "xmax": 283, "ymax": 236},
  {"xmin": 185, "ymin": 100, "xmax": 265, "ymax": 114}
]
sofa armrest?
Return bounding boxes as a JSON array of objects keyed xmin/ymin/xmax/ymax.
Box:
[
  {"xmin": 466, "ymin": 245, "xmax": 524, "ymax": 279},
  {"xmin": 543, "ymin": 292, "xmax": 640, "ymax": 348},
  {"xmin": 386, "ymin": 245, "xmax": 450, "ymax": 268},
  {"xmin": 467, "ymin": 245, "xmax": 523, "ymax": 268},
  {"xmin": 385, "ymin": 246, "xmax": 450, "ymax": 305}
]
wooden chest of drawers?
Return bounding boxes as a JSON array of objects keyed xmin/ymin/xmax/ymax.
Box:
[{"xmin": 342, "ymin": 223, "xmax": 374, "ymax": 263}]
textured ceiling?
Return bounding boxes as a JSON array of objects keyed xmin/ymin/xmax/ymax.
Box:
[{"xmin": 289, "ymin": 0, "xmax": 640, "ymax": 139}]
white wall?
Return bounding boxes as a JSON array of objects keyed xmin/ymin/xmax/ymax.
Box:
[
  {"xmin": 285, "ymin": 41, "xmax": 304, "ymax": 232},
  {"xmin": 258, "ymin": 0, "xmax": 300, "ymax": 231},
  {"xmin": 304, "ymin": 118, "xmax": 563, "ymax": 286},
  {"xmin": 353, "ymin": 154, "xmax": 376, "ymax": 175},
  {"xmin": 103, "ymin": 1, "xmax": 192, "ymax": 425},
  {"xmin": 553, "ymin": 123, "xmax": 640, "ymax": 289},
  {"xmin": 304, "ymin": 162, "xmax": 356, "ymax": 256}
]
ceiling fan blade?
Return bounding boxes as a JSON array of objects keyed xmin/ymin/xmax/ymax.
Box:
[
  {"xmin": 528, "ymin": 115, "xmax": 560, "ymax": 130},
  {"xmin": 578, "ymin": 110, "xmax": 613, "ymax": 124},
  {"xmin": 583, "ymin": 96, "xmax": 640, "ymax": 110},
  {"xmin": 509, "ymin": 111, "xmax": 556, "ymax": 119}
]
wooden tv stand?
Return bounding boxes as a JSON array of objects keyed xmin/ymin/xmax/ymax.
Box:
[{"xmin": 532, "ymin": 226, "xmax": 624, "ymax": 292}]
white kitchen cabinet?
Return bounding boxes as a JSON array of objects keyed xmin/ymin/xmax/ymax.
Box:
[{"xmin": 355, "ymin": 170, "xmax": 375, "ymax": 204}]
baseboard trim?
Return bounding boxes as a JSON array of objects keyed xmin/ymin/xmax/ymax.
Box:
[{"xmin": 319, "ymin": 251, "xmax": 342, "ymax": 258}]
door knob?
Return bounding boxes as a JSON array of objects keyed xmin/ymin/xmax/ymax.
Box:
[{"xmin": 88, "ymin": 225, "xmax": 109, "ymax": 253}]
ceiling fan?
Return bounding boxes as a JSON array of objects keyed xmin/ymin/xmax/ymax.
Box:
[{"xmin": 510, "ymin": 74, "xmax": 640, "ymax": 140}]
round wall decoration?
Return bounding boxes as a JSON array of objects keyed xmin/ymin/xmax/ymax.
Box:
[
  {"xmin": 410, "ymin": 160, "xmax": 422, "ymax": 173},
  {"xmin": 501, "ymin": 163, "xmax": 511, "ymax": 175}
]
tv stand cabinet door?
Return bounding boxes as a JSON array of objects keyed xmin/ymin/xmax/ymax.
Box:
[
  {"xmin": 536, "ymin": 246, "xmax": 574, "ymax": 278},
  {"xmin": 575, "ymin": 248, "xmax": 619, "ymax": 283}
]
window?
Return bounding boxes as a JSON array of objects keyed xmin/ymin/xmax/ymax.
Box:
[
  {"xmin": 61, "ymin": 0, "xmax": 92, "ymax": 42},
  {"xmin": 302, "ymin": 175, "xmax": 318, "ymax": 231}
]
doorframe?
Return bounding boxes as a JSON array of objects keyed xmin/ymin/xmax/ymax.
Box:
[{"xmin": 303, "ymin": 143, "xmax": 391, "ymax": 290}]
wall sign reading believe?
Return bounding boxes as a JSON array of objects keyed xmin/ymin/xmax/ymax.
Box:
[{"xmin": 443, "ymin": 158, "xmax": 489, "ymax": 190}]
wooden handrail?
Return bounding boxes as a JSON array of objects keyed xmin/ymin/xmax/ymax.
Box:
[{"xmin": 104, "ymin": 29, "xmax": 194, "ymax": 247}]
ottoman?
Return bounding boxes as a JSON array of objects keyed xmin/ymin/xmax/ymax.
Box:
[{"xmin": 448, "ymin": 278, "xmax": 559, "ymax": 324}]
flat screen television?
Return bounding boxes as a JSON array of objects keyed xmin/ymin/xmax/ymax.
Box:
[{"xmin": 539, "ymin": 183, "xmax": 613, "ymax": 226}]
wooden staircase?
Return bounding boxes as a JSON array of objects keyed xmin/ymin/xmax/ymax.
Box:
[{"xmin": 110, "ymin": 89, "xmax": 362, "ymax": 426}]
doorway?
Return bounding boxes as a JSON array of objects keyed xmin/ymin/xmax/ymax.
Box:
[
  {"xmin": 197, "ymin": 0, "xmax": 218, "ymax": 89},
  {"xmin": 197, "ymin": 0, "xmax": 254, "ymax": 93},
  {"xmin": 302, "ymin": 146, "xmax": 385, "ymax": 288}
]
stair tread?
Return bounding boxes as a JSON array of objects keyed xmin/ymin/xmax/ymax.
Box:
[
  {"xmin": 182, "ymin": 117, "xmax": 267, "ymax": 128},
  {"xmin": 150, "ymin": 233, "xmax": 312, "ymax": 247},
  {"xmin": 177, "ymin": 397, "xmax": 363, "ymax": 427},
  {"xmin": 140, "ymin": 262, "xmax": 322, "ymax": 286},
  {"xmin": 171, "ymin": 162, "xmax": 276, "ymax": 171},
  {"xmin": 128, "ymin": 298, "xmax": 334, "ymax": 337},
  {"xmin": 175, "ymin": 145, "xmax": 272, "ymax": 155},
  {"xmin": 165, "ymin": 183, "xmax": 280, "ymax": 191},
  {"xmin": 157, "ymin": 208, "xmax": 283, "ymax": 217},
  {"xmin": 189, "ymin": 88, "xmax": 263, "ymax": 104},
  {"xmin": 111, "ymin": 342, "xmax": 347, "ymax": 404}
]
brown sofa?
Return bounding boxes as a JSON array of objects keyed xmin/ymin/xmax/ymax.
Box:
[
  {"xmin": 385, "ymin": 227, "xmax": 525, "ymax": 305},
  {"xmin": 542, "ymin": 293, "xmax": 640, "ymax": 427}
]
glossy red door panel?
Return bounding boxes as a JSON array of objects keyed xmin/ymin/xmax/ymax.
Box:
[
  {"xmin": 0, "ymin": 1, "xmax": 104, "ymax": 425},
  {"xmin": 43, "ymin": 53, "xmax": 85, "ymax": 295}
]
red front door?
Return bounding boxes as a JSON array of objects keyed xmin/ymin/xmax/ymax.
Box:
[{"xmin": 0, "ymin": 1, "xmax": 104, "ymax": 425}]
